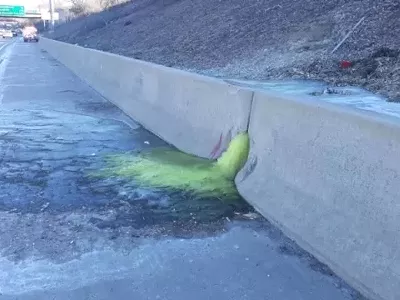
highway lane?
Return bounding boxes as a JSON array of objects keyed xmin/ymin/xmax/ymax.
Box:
[{"xmin": 0, "ymin": 39, "xmax": 366, "ymax": 300}]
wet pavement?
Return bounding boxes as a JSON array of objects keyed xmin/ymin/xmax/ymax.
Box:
[{"xmin": 0, "ymin": 39, "xmax": 367, "ymax": 299}]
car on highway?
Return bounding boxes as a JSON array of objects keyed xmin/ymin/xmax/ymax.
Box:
[
  {"xmin": 2, "ymin": 30, "xmax": 13, "ymax": 38},
  {"xmin": 23, "ymin": 32, "xmax": 39, "ymax": 42},
  {"xmin": 22, "ymin": 26, "xmax": 39, "ymax": 43}
]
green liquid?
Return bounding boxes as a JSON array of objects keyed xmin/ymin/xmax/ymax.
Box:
[{"xmin": 98, "ymin": 133, "xmax": 249, "ymax": 199}]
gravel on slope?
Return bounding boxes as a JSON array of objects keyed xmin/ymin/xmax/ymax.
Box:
[{"xmin": 49, "ymin": 0, "xmax": 400, "ymax": 101}]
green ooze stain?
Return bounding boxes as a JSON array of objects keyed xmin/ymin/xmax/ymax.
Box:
[{"xmin": 98, "ymin": 133, "xmax": 249, "ymax": 199}]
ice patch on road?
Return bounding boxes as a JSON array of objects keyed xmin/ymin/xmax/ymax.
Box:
[
  {"xmin": 0, "ymin": 232, "xmax": 220, "ymax": 295},
  {"xmin": 0, "ymin": 242, "xmax": 159, "ymax": 295},
  {"xmin": 0, "ymin": 226, "xmax": 360, "ymax": 300}
]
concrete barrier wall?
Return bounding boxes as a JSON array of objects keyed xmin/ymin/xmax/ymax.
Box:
[
  {"xmin": 236, "ymin": 91, "xmax": 400, "ymax": 300},
  {"xmin": 40, "ymin": 38, "xmax": 253, "ymax": 158},
  {"xmin": 41, "ymin": 38, "xmax": 400, "ymax": 300}
]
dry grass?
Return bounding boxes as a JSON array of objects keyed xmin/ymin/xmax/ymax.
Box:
[{"xmin": 50, "ymin": 0, "xmax": 400, "ymax": 101}]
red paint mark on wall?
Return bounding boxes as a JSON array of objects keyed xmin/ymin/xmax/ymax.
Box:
[
  {"xmin": 209, "ymin": 129, "xmax": 233, "ymax": 159},
  {"xmin": 210, "ymin": 133, "xmax": 223, "ymax": 159}
]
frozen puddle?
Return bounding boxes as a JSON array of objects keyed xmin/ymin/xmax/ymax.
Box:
[{"xmin": 227, "ymin": 79, "xmax": 400, "ymax": 120}]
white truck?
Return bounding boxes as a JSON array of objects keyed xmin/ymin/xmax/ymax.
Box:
[{"xmin": 22, "ymin": 26, "xmax": 39, "ymax": 43}]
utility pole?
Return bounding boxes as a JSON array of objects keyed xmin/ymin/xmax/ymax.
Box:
[{"xmin": 49, "ymin": 0, "xmax": 55, "ymax": 31}]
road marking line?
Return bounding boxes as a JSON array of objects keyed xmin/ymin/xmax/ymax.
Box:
[
  {"xmin": 0, "ymin": 40, "xmax": 13, "ymax": 53},
  {"xmin": 0, "ymin": 41, "xmax": 14, "ymax": 105}
]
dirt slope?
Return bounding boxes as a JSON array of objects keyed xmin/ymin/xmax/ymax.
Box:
[{"xmin": 49, "ymin": 0, "xmax": 400, "ymax": 101}]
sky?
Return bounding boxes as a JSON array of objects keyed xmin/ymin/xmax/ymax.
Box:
[
  {"xmin": 0, "ymin": 0, "xmax": 71, "ymax": 9},
  {"xmin": 0, "ymin": 0, "xmax": 45, "ymax": 9},
  {"xmin": 0, "ymin": 0, "xmax": 40, "ymax": 7}
]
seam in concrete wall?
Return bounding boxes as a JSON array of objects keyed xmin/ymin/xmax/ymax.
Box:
[{"xmin": 245, "ymin": 90, "xmax": 255, "ymax": 132}]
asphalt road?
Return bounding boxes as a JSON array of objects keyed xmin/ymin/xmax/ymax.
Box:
[{"xmin": 0, "ymin": 39, "xmax": 367, "ymax": 300}]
